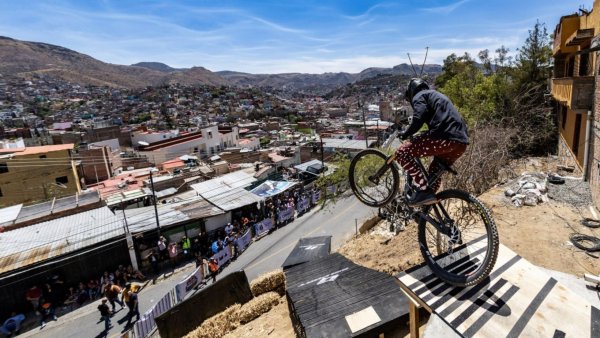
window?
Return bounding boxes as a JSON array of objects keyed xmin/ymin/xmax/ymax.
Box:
[
  {"xmin": 0, "ymin": 163, "xmax": 7, "ymax": 174},
  {"xmin": 580, "ymin": 53, "xmax": 590, "ymax": 76},
  {"xmin": 56, "ymin": 176, "xmax": 69, "ymax": 185},
  {"xmin": 208, "ymin": 131, "xmax": 213, "ymax": 139},
  {"xmin": 39, "ymin": 155, "xmax": 47, "ymax": 159}
]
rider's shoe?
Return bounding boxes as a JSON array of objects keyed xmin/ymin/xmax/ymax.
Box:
[{"xmin": 408, "ymin": 188, "xmax": 437, "ymax": 206}]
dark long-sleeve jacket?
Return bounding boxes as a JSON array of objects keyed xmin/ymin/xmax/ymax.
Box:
[{"xmin": 403, "ymin": 90, "xmax": 469, "ymax": 144}]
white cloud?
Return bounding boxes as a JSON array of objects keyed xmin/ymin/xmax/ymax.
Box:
[{"xmin": 421, "ymin": 0, "xmax": 472, "ymax": 14}]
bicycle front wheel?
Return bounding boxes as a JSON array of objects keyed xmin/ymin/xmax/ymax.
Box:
[
  {"xmin": 418, "ymin": 189, "xmax": 499, "ymax": 287},
  {"xmin": 349, "ymin": 149, "xmax": 400, "ymax": 207}
]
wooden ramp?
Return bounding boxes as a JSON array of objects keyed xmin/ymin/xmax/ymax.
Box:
[{"xmin": 397, "ymin": 243, "xmax": 600, "ymax": 338}]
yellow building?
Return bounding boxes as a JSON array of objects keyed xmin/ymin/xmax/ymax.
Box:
[
  {"xmin": 552, "ymin": 1, "xmax": 600, "ymax": 208},
  {"xmin": 0, "ymin": 144, "xmax": 81, "ymax": 206}
]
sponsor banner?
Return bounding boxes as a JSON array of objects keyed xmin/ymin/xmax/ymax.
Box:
[
  {"xmin": 254, "ymin": 218, "xmax": 274, "ymax": 237},
  {"xmin": 297, "ymin": 198, "xmax": 309, "ymax": 213},
  {"xmin": 278, "ymin": 207, "xmax": 294, "ymax": 223},
  {"xmin": 134, "ymin": 291, "xmax": 173, "ymax": 338},
  {"xmin": 175, "ymin": 267, "xmax": 203, "ymax": 302},
  {"xmin": 312, "ymin": 190, "xmax": 321, "ymax": 204},
  {"xmin": 326, "ymin": 185, "xmax": 337, "ymax": 195},
  {"xmin": 211, "ymin": 246, "xmax": 232, "ymax": 269},
  {"xmin": 236, "ymin": 229, "xmax": 252, "ymax": 252}
]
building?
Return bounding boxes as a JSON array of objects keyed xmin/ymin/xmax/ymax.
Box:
[
  {"xmin": 551, "ymin": 2, "xmax": 600, "ymax": 207},
  {"xmin": 0, "ymin": 144, "xmax": 81, "ymax": 206},
  {"xmin": 78, "ymin": 139, "xmax": 123, "ymax": 184},
  {"xmin": 137, "ymin": 126, "xmax": 239, "ymax": 164}
]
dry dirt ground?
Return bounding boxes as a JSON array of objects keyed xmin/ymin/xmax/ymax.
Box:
[{"xmin": 202, "ymin": 157, "xmax": 600, "ymax": 338}]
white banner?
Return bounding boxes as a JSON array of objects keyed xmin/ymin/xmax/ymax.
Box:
[
  {"xmin": 297, "ymin": 197, "xmax": 309, "ymax": 213},
  {"xmin": 175, "ymin": 267, "xmax": 203, "ymax": 302},
  {"xmin": 236, "ymin": 229, "xmax": 252, "ymax": 252},
  {"xmin": 254, "ymin": 218, "xmax": 274, "ymax": 237},
  {"xmin": 312, "ymin": 190, "xmax": 321, "ymax": 204},
  {"xmin": 134, "ymin": 291, "xmax": 174, "ymax": 337},
  {"xmin": 211, "ymin": 246, "xmax": 231, "ymax": 268},
  {"xmin": 278, "ymin": 207, "xmax": 294, "ymax": 223}
]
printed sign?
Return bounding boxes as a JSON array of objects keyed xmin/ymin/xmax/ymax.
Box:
[
  {"xmin": 297, "ymin": 198, "xmax": 309, "ymax": 213},
  {"xmin": 278, "ymin": 207, "xmax": 294, "ymax": 223},
  {"xmin": 175, "ymin": 267, "xmax": 203, "ymax": 302},
  {"xmin": 254, "ymin": 218, "xmax": 274, "ymax": 237},
  {"xmin": 134, "ymin": 291, "xmax": 174, "ymax": 337},
  {"xmin": 312, "ymin": 190, "xmax": 321, "ymax": 204},
  {"xmin": 211, "ymin": 246, "xmax": 231, "ymax": 268},
  {"xmin": 236, "ymin": 229, "xmax": 252, "ymax": 252}
]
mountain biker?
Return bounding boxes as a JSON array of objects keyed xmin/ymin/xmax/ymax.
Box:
[{"xmin": 396, "ymin": 78, "xmax": 469, "ymax": 206}]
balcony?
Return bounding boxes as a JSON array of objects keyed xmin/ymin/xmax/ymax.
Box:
[
  {"xmin": 566, "ymin": 28, "xmax": 594, "ymax": 47},
  {"xmin": 551, "ymin": 76, "xmax": 594, "ymax": 111}
]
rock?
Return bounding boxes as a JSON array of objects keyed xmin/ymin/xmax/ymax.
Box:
[
  {"xmin": 511, "ymin": 194, "xmax": 525, "ymax": 207},
  {"xmin": 524, "ymin": 193, "xmax": 539, "ymax": 206},
  {"xmin": 521, "ymin": 182, "xmax": 536, "ymax": 190},
  {"xmin": 504, "ymin": 189, "xmax": 516, "ymax": 197}
]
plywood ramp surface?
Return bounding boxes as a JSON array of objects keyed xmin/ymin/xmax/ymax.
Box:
[{"xmin": 397, "ymin": 244, "xmax": 600, "ymax": 338}]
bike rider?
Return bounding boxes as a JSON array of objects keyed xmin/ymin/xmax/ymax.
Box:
[{"xmin": 397, "ymin": 78, "xmax": 469, "ymax": 206}]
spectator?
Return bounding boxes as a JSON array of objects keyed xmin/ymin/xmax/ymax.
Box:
[
  {"xmin": 97, "ymin": 299, "xmax": 112, "ymax": 332},
  {"xmin": 100, "ymin": 271, "xmax": 114, "ymax": 286},
  {"xmin": 87, "ymin": 279, "xmax": 101, "ymax": 300},
  {"xmin": 224, "ymin": 223, "xmax": 233, "ymax": 235},
  {"xmin": 191, "ymin": 238, "xmax": 201, "ymax": 257},
  {"xmin": 125, "ymin": 291, "xmax": 140, "ymax": 327},
  {"xmin": 114, "ymin": 270, "xmax": 126, "ymax": 287},
  {"xmin": 0, "ymin": 313, "xmax": 25, "ymax": 337},
  {"xmin": 76, "ymin": 282, "xmax": 89, "ymax": 307},
  {"xmin": 157, "ymin": 236, "xmax": 168, "ymax": 261},
  {"xmin": 168, "ymin": 242, "xmax": 179, "ymax": 269},
  {"xmin": 126, "ymin": 265, "xmax": 145, "ymax": 281},
  {"xmin": 103, "ymin": 281, "xmax": 124, "ymax": 312},
  {"xmin": 146, "ymin": 250, "xmax": 160, "ymax": 275},
  {"xmin": 38, "ymin": 299, "xmax": 57, "ymax": 329},
  {"xmin": 25, "ymin": 285, "xmax": 42, "ymax": 313},
  {"xmin": 208, "ymin": 259, "xmax": 219, "ymax": 283},
  {"xmin": 181, "ymin": 236, "xmax": 191, "ymax": 259}
]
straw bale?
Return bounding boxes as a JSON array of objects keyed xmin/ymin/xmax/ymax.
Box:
[
  {"xmin": 250, "ymin": 269, "xmax": 285, "ymax": 297},
  {"xmin": 185, "ymin": 304, "xmax": 241, "ymax": 338},
  {"xmin": 238, "ymin": 292, "xmax": 281, "ymax": 324}
]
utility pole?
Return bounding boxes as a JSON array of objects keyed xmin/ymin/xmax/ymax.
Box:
[
  {"xmin": 320, "ymin": 135, "xmax": 325, "ymax": 177},
  {"xmin": 122, "ymin": 205, "xmax": 139, "ymax": 270},
  {"xmin": 149, "ymin": 169, "xmax": 161, "ymax": 238},
  {"xmin": 360, "ymin": 98, "xmax": 368, "ymax": 148}
]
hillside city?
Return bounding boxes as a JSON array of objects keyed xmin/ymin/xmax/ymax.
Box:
[{"xmin": 0, "ymin": 1, "xmax": 600, "ymax": 338}]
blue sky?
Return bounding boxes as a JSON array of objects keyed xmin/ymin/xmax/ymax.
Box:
[{"xmin": 0, "ymin": 0, "xmax": 593, "ymax": 74}]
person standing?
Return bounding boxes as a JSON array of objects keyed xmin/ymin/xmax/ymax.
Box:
[
  {"xmin": 181, "ymin": 236, "xmax": 191, "ymax": 259},
  {"xmin": 103, "ymin": 281, "xmax": 124, "ymax": 312},
  {"xmin": 157, "ymin": 236, "xmax": 168, "ymax": 261},
  {"xmin": 168, "ymin": 242, "xmax": 179, "ymax": 269},
  {"xmin": 208, "ymin": 258, "xmax": 218, "ymax": 283},
  {"xmin": 25, "ymin": 285, "xmax": 42, "ymax": 313},
  {"xmin": 97, "ymin": 298, "xmax": 112, "ymax": 332},
  {"xmin": 125, "ymin": 291, "xmax": 140, "ymax": 327},
  {"xmin": 146, "ymin": 250, "xmax": 160, "ymax": 275},
  {"xmin": 37, "ymin": 299, "xmax": 57, "ymax": 329}
]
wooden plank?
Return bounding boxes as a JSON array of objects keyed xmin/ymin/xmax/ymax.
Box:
[{"xmin": 397, "ymin": 243, "xmax": 595, "ymax": 338}]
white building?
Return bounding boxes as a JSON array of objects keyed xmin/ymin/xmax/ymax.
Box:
[
  {"xmin": 0, "ymin": 137, "xmax": 26, "ymax": 149},
  {"xmin": 132, "ymin": 130, "xmax": 180, "ymax": 146},
  {"xmin": 137, "ymin": 125, "xmax": 239, "ymax": 164}
]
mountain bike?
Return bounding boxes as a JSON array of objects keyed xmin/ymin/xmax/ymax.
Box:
[{"xmin": 348, "ymin": 130, "xmax": 499, "ymax": 287}]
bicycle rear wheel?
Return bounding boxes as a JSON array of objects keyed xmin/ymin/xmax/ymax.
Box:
[
  {"xmin": 349, "ymin": 149, "xmax": 399, "ymax": 207},
  {"xmin": 418, "ymin": 189, "xmax": 499, "ymax": 287}
]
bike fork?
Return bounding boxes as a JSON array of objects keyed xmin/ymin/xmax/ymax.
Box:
[{"xmin": 369, "ymin": 154, "xmax": 397, "ymax": 184}]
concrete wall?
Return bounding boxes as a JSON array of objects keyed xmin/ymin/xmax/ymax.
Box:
[
  {"xmin": 0, "ymin": 148, "xmax": 80, "ymax": 206},
  {"xmin": 559, "ymin": 104, "xmax": 587, "ymax": 166}
]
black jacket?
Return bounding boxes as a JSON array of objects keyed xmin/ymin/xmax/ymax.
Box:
[{"xmin": 403, "ymin": 90, "xmax": 469, "ymax": 144}]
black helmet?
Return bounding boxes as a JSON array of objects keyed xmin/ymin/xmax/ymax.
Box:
[{"xmin": 404, "ymin": 78, "xmax": 430, "ymax": 103}]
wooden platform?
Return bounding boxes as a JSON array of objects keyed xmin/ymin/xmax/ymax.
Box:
[{"xmin": 397, "ymin": 243, "xmax": 600, "ymax": 338}]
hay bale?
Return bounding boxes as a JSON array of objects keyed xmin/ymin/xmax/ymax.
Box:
[
  {"xmin": 250, "ymin": 270, "xmax": 285, "ymax": 297},
  {"xmin": 238, "ymin": 292, "xmax": 281, "ymax": 324},
  {"xmin": 184, "ymin": 304, "xmax": 241, "ymax": 338}
]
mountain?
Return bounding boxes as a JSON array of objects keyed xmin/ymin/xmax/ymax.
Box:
[
  {"xmin": 0, "ymin": 36, "xmax": 228, "ymax": 88},
  {"xmin": 131, "ymin": 62, "xmax": 181, "ymax": 73},
  {"xmin": 218, "ymin": 64, "xmax": 442, "ymax": 94}
]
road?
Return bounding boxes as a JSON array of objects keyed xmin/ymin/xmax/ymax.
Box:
[{"xmin": 22, "ymin": 195, "xmax": 375, "ymax": 338}]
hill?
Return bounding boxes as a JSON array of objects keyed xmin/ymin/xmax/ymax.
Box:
[{"xmin": 0, "ymin": 36, "xmax": 228, "ymax": 88}]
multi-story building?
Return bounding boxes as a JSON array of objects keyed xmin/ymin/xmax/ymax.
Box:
[
  {"xmin": 552, "ymin": 1, "xmax": 600, "ymax": 206},
  {"xmin": 0, "ymin": 144, "xmax": 81, "ymax": 206}
]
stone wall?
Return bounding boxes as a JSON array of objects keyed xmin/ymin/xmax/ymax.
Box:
[{"xmin": 557, "ymin": 135, "xmax": 583, "ymax": 176}]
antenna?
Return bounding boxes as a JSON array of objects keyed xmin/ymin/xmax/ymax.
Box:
[
  {"xmin": 419, "ymin": 47, "xmax": 430, "ymax": 77},
  {"xmin": 407, "ymin": 53, "xmax": 418, "ymax": 77}
]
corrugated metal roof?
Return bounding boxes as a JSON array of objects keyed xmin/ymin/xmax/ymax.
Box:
[
  {"xmin": 190, "ymin": 171, "xmax": 257, "ymax": 198},
  {"xmin": 190, "ymin": 171, "xmax": 261, "ymax": 211},
  {"xmin": 0, "ymin": 207, "xmax": 123, "ymax": 275},
  {"xmin": 294, "ymin": 160, "xmax": 324, "ymax": 172},
  {"xmin": 0, "ymin": 204, "xmax": 23, "ymax": 226},
  {"xmin": 125, "ymin": 204, "xmax": 190, "ymax": 234},
  {"xmin": 106, "ymin": 189, "xmax": 150, "ymax": 207}
]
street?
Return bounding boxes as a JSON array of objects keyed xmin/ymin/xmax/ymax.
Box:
[{"xmin": 20, "ymin": 195, "xmax": 375, "ymax": 338}]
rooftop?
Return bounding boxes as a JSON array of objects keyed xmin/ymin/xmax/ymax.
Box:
[{"xmin": 0, "ymin": 144, "xmax": 74, "ymax": 156}]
